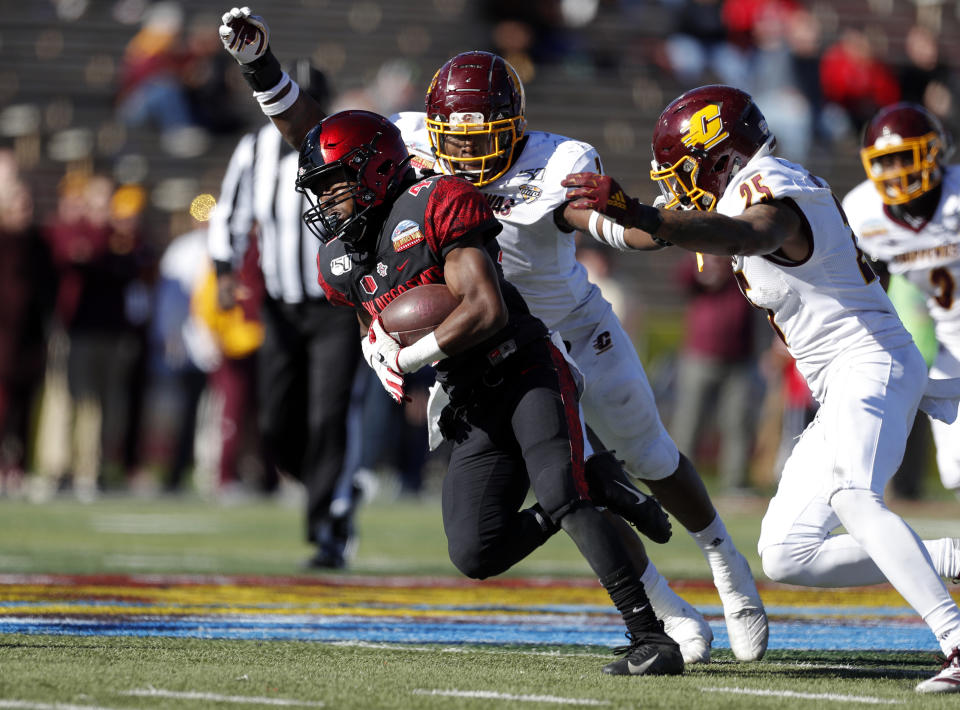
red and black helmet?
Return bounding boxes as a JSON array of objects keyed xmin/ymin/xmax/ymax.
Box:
[
  {"xmin": 650, "ymin": 85, "xmax": 774, "ymax": 211},
  {"xmin": 425, "ymin": 51, "xmax": 526, "ymax": 186},
  {"xmin": 860, "ymin": 102, "xmax": 948, "ymax": 205},
  {"xmin": 296, "ymin": 110, "xmax": 412, "ymax": 246}
]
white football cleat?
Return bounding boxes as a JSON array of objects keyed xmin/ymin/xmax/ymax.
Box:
[
  {"xmin": 712, "ymin": 549, "xmax": 768, "ymax": 661},
  {"xmin": 663, "ymin": 604, "xmax": 713, "ymax": 664},
  {"xmin": 917, "ymin": 649, "xmax": 960, "ymax": 693}
]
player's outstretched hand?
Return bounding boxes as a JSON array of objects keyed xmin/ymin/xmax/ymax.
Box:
[
  {"xmin": 219, "ymin": 7, "xmax": 270, "ymax": 65},
  {"xmin": 563, "ymin": 172, "xmax": 664, "ymax": 241},
  {"xmin": 562, "ymin": 172, "xmax": 635, "ymax": 221}
]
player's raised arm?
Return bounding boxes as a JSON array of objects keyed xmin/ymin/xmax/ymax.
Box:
[
  {"xmin": 218, "ymin": 7, "xmax": 324, "ymax": 148},
  {"xmin": 561, "ymin": 172, "xmax": 808, "ymax": 259}
]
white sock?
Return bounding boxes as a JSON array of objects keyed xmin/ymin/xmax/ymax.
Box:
[
  {"xmin": 689, "ymin": 513, "xmax": 738, "ymax": 571},
  {"xmin": 832, "ymin": 488, "xmax": 960, "ymax": 654},
  {"xmin": 641, "ymin": 559, "xmax": 693, "ymax": 619}
]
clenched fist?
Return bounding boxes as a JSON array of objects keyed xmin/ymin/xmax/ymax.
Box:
[{"xmin": 219, "ymin": 7, "xmax": 270, "ymax": 65}]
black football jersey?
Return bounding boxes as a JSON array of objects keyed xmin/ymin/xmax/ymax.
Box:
[{"xmin": 315, "ymin": 174, "xmax": 547, "ymax": 384}]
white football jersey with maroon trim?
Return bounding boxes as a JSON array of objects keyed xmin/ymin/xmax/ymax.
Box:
[
  {"xmin": 392, "ymin": 111, "xmax": 606, "ymax": 334},
  {"xmin": 718, "ymin": 154, "xmax": 913, "ymax": 402},
  {"xmin": 843, "ymin": 165, "xmax": 960, "ymax": 347}
]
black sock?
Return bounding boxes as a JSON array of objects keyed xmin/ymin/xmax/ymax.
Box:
[
  {"xmin": 600, "ymin": 566, "xmax": 661, "ymax": 637},
  {"xmin": 559, "ymin": 504, "xmax": 661, "ymax": 637}
]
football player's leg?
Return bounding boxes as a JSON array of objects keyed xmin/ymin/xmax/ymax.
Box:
[
  {"xmin": 258, "ymin": 304, "xmax": 305, "ymax": 481},
  {"xmin": 929, "ymin": 347, "xmax": 960, "ymax": 494},
  {"xmin": 514, "ymin": 341, "xmax": 682, "ymax": 675},
  {"xmin": 607, "ymin": 511, "xmax": 713, "ymax": 663},
  {"xmin": 830, "ymin": 349, "xmax": 960, "ymax": 657},
  {"xmin": 762, "ymin": 347, "xmax": 960, "ymax": 668},
  {"xmin": 574, "ymin": 312, "xmax": 767, "ymax": 660},
  {"xmin": 760, "ymin": 409, "xmax": 960, "ymax": 584},
  {"xmin": 303, "ymin": 306, "xmax": 363, "ymax": 567},
  {"xmin": 441, "ymin": 422, "xmax": 556, "ymax": 581},
  {"xmin": 758, "ymin": 418, "xmax": 871, "ymax": 585},
  {"xmin": 581, "ymin": 445, "xmax": 672, "ymax": 544}
]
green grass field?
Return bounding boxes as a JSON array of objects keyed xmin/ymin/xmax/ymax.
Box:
[{"xmin": 2, "ymin": 493, "xmax": 960, "ymax": 709}]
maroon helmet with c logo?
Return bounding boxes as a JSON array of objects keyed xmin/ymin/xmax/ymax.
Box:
[
  {"xmin": 650, "ymin": 85, "xmax": 774, "ymax": 211},
  {"xmin": 861, "ymin": 102, "xmax": 948, "ymax": 205},
  {"xmin": 425, "ymin": 51, "xmax": 526, "ymax": 187}
]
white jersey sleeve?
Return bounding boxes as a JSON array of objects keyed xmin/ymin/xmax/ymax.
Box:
[
  {"xmin": 720, "ymin": 155, "xmax": 913, "ymax": 401},
  {"xmin": 391, "ymin": 111, "xmax": 441, "ymax": 176}
]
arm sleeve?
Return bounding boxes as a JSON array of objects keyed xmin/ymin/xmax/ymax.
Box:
[
  {"xmin": 423, "ymin": 176, "xmax": 502, "ymax": 258},
  {"xmin": 208, "ymin": 132, "xmax": 256, "ymax": 269}
]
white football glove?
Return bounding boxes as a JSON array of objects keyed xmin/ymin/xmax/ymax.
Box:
[
  {"xmin": 219, "ymin": 7, "xmax": 270, "ymax": 65},
  {"xmin": 366, "ymin": 318, "xmax": 403, "ymax": 371},
  {"xmin": 361, "ymin": 323, "xmax": 406, "ymax": 404}
]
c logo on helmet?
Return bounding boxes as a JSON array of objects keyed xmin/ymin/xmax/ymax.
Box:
[{"xmin": 681, "ymin": 104, "xmax": 729, "ymax": 151}]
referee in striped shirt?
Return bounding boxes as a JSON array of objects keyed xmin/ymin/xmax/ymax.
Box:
[{"xmin": 208, "ymin": 64, "xmax": 363, "ymax": 568}]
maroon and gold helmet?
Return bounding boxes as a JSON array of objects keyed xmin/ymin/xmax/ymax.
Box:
[
  {"xmin": 860, "ymin": 103, "xmax": 948, "ymax": 205},
  {"xmin": 295, "ymin": 110, "xmax": 412, "ymax": 246},
  {"xmin": 425, "ymin": 51, "xmax": 526, "ymax": 187},
  {"xmin": 650, "ymin": 85, "xmax": 774, "ymax": 211}
]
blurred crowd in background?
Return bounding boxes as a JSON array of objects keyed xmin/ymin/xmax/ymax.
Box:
[{"xmin": 0, "ymin": 0, "xmax": 956, "ymax": 506}]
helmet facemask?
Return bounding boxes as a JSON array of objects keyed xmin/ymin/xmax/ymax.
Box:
[
  {"xmin": 650, "ymin": 154, "xmax": 719, "ymax": 211},
  {"xmin": 861, "ymin": 131, "xmax": 943, "ymax": 205},
  {"xmin": 299, "ymin": 158, "xmax": 371, "ymax": 247},
  {"xmin": 426, "ymin": 110, "xmax": 524, "ymax": 187}
]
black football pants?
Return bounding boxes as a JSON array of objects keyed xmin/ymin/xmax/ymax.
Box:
[
  {"xmin": 258, "ymin": 298, "xmax": 361, "ymax": 541},
  {"xmin": 442, "ymin": 339, "xmax": 641, "ymax": 582}
]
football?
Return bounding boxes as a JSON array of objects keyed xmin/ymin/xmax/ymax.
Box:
[{"xmin": 379, "ymin": 283, "xmax": 460, "ymax": 346}]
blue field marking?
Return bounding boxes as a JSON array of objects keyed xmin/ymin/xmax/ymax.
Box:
[
  {"xmin": 0, "ymin": 613, "xmax": 936, "ymax": 651},
  {"xmin": 1, "ymin": 575, "xmax": 944, "ymax": 653}
]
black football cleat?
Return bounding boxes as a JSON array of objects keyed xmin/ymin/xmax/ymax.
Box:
[
  {"xmin": 584, "ymin": 451, "xmax": 672, "ymax": 543},
  {"xmin": 603, "ymin": 626, "xmax": 685, "ymax": 676}
]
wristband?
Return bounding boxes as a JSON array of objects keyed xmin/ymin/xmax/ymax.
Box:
[
  {"xmin": 587, "ymin": 211, "xmax": 630, "ymax": 251},
  {"xmin": 254, "ymin": 75, "xmax": 300, "ymax": 116},
  {"xmin": 397, "ymin": 331, "xmax": 447, "ymax": 372},
  {"xmin": 239, "ymin": 48, "xmax": 283, "ymax": 92}
]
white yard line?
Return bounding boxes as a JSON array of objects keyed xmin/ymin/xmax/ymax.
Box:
[
  {"xmin": 413, "ymin": 689, "xmax": 608, "ymax": 705},
  {"xmin": 766, "ymin": 661, "xmax": 921, "ymax": 678},
  {"xmin": 330, "ymin": 639, "xmax": 610, "ymax": 659},
  {"xmin": 101, "ymin": 554, "xmax": 216, "ymax": 570},
  {"xmin": 700, "ymin": 686, "xmax": 903, "ymax": 705},
  {"xmin": 91, "ymin": 514, "xmax": 221, "ymax": 534},
  {"xmin": 122, "ymin": 689, "xmax": 323, "ymax": 707},
  {"xmin": 0, "ymin": 701, "xmax": 133, "ymax": 710}
]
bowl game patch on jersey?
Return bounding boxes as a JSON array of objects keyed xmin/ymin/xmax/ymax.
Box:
[{"xmin": 392, "ymin": 220, "xmax": 425, "ymax": 252}]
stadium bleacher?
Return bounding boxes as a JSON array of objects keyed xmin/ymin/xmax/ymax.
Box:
[{"xmin": 3, "ymin": 0, "xmax": 958, "ymax": 314}]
